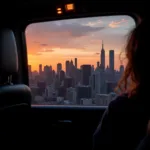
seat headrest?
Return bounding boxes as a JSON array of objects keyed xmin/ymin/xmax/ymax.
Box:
[
  {"xmin": 0, "ymin": 29, "xmax": 18, "ymax": 75},
  {"xmin": 0, "ymin": 84, "xmax": 31, "ymax": 109}
]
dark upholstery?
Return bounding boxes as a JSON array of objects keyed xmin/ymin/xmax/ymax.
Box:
[
  {"xmin": 0, "ymin": 28, "xmax": 31, "ymax": 148},
  {"xmin": 0, "ymin": 29, "xmax": 31, "ymax": 110},
  {"xmin": 0, "ymin": 29, "xmax": 18, "ymax": 75},
  {"xmin": 0, "ymin": 84, "xmax": 31, "ymax": 110}
]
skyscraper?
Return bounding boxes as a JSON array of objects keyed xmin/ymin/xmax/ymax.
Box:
[
  {"xmin": 69, "ymin": 60, "xmax": 74, "ymax": 77},
  {"xmin": 44, "ymin": 65, "xmax": 52, "ymax": 84},
  {"xmin": 65, "ymin": 60, "xmax": 70, "ymax": 76},
  {"xmin": 64, "ymin": 77, "xmax": 74, "ymax": 88},
  {"xmin": 97, "ymin": 61, "xmax": 100, "ymax": 68},
  {"xmin": 76, "ymin": 85, "xmax": 91, "ymax": 104},
  {"xmin": 39, "ymin": 64, "xmax": 42, "ymax": 75},
  {"xmin": 100, "ymin": 40, "xmax": 105, "ymax": 70},
  {"xmin": 28, "ymin": 65, "xmax": 31, "ymax": 73},
  {"xmin": 50, "ymin": 65, "xmax": 52, "ymax": 71},
  {"xmin": 59, "ymin": 70, "xmax": 65, "ymax": 82},
  {"xmin": 44, "ymin": 65, "xmax": 50, "ymax": 74},
  {"xmin": 81, "ymin": 65, "xmax": 91, "ymax": 85},
  {"xmin": 57, "ymin": 63, "xmax": 62, "ymax": 74},
  {"xmin": 109, "ymin": 50, "xmax": 114, "ymax": 71},
  {"xmin": 120, "ymin": 65, "xmax": 124, "ymax": 74},
  {"xmin": 52, "ymin": 70, "xmax": 55, "ymax": 78},
  {"xmin": 91, "ymin": 65, "xmax": 94, "ymax": 72},
  {"xmin": 70, "ymin": 60, "xmax": 73, "ymax": 66},
  {"xmin": 28, "ymin": 65, "xmax": 32, "ymax": 78},
  {"xmin": 75, "ymin": 58, "xmax": 77, "ymax": 68}
]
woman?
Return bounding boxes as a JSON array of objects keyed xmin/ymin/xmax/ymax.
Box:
[
  {"xmin": 136, "ymin": 120, "xmax": 150, "ymax": 150},
  {"xmin": 93, "ymin": 19, "xmax": 150, "ymax": 150}
]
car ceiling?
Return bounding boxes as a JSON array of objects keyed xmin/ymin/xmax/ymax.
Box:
[{"xmin": 0, "ymin": 0, "xmax": 147, "ymax": 28}]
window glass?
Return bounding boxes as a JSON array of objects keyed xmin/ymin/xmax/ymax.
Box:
[{"xmin": 26, "ymin": 15, "xmax": 135, "ymax": 106}]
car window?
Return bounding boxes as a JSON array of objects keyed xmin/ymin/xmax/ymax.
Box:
[{"xmin": 26, "ymin": 15, "xmax": 135, "ymax": 106}]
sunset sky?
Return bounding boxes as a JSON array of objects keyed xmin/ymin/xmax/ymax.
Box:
[{"xmin": 25, "ymin": 15, "xmax": 135, "ymax": 72}]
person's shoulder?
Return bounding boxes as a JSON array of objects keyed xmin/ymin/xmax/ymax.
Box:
[
  {"xmin": 108, "ymin": 93, "xmax": 131, "ymax": 111},
  {"xmin": 110, "ymin": 93, "xmax": 129, "ymax": 105}
]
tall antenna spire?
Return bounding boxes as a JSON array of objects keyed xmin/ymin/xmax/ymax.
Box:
[{"xmin": 102, "ymin": 40, "xmax": 104, "ymax": 50}]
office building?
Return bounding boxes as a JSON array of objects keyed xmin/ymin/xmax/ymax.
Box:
[
  {"xmin": 81, "ymin": 65, "xmax": 91, "ymax": 85},
  {"xmin": 57, "ymin": 63, "xmax": 62, "ymax": 74},
  {"xmin": 100, "ymin": 41, "xmax": 105, "ymax": 70},
  {"xmin": 75, "ymin": 58, "xmax": 77, "ymax": 68},
  {"xmin": 109, "ymin": 50, "xmax": 114, "ymax": 71}
]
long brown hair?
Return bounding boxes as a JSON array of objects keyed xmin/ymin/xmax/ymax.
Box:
[{"xmin": 116, "ymin": 19, "xmax": 148, "ymax": 97}]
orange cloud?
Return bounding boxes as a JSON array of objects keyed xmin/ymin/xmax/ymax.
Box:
[
  {"xmin": 109, "ymin": 19, "xmax": 128, "ymax": 28},
  {"xmin": 41, "ymin": 49, "xmax": 55, "ymax": 52},
  {"xmin": 40, "ymin": 43, "xmax": 48, "ymax": 47}
]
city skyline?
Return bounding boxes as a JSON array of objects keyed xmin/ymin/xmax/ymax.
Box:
[
  {"xmin": 29, "ymin": 48, "xmax": 120, "ymax": 73},
  {"xmin": 29, "ymin": 44, "xmax": 123, "ymax": 105},
  {"xmin": 26, "ymin": 15, "xmax": 135, "ymax": 71}
]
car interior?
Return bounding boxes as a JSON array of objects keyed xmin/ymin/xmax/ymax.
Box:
[{"xmin": 0, "ymin": 0, "xmax": 147, "ymax": 149}]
